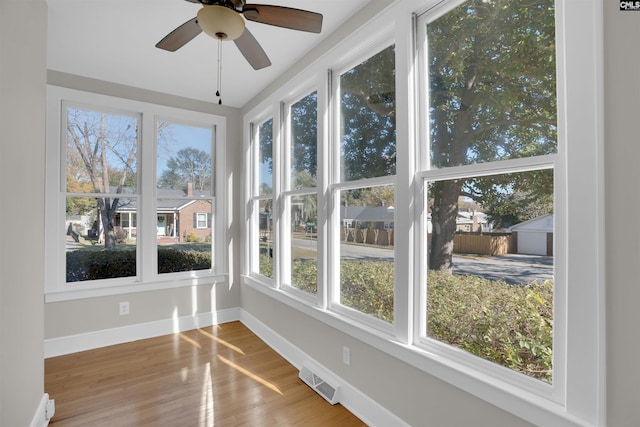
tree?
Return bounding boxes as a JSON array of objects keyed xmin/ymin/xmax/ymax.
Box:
[
  {"xmin": 66, "ymin": 108, "xmax": 138, "ymax": 249},
  {"xmin": 158, "ymin": 147, "xmax": 212, "ymax": 191},
  {"xmin": 291, "ymin": 92, "xmax": 318, "ymax": 187},
  {"xmin": 426, "ymin": 0, "xmax": 556, "ymax": 271},
  {"xmin": 340, "ymin": 45, "xmax": 396, "ymax": 181}
]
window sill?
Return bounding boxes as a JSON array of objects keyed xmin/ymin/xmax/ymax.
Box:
[{"xmin": 45, "ymin": 273, "xmax": 227, "ymax": 303}]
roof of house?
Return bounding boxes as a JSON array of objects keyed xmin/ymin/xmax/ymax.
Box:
[
  {"xmin": 509, "ymin": 214, "xmax": 553, "ymax": 232},
  {"xmin": 116, "ymin": 187, "xmax": 213, "ymax": 212}
]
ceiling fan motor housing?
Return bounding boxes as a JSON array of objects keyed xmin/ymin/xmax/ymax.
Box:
[{"xmin": 197, "ymin": 5, "xmax": 245, "ymax": 40}]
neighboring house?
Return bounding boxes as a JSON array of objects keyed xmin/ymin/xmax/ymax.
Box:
[
  {"xmin": 509, "ymin": 214, "xmax": 553, "ymax": 256},
  {"xmin": 455, "ymin": 210, "xmax": 490, "ymax": 233},
  {"xmin": 341, "ymin": 205, "xmax": 395, "ymax": 231},
  {"xmin": 425, "ymin": 210, "xmax": 491, "ymax": 234},
  {"xmin": 115, "ymin": 185, "xmax": 213, "ymax": 242}
]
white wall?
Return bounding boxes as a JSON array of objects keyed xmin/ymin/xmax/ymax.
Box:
[
  {"xmin": 604, "ymin": 3, "xmax": 640, "ymax": 426},
  {"xmin": 0, "ymin": 0, "xmax": 47, "ymax": 425}
]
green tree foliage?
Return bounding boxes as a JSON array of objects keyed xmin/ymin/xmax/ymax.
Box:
[
  {"xmin": 427, "ymin": 0, "xmax": 556, "ymax": 271},
  {"xmin": 259, "ymin": 118, "xmax": 273, "ymax": 175},
  {"xmin": 465, "ymin": 169, "xmax": 554, "ymax": 229},
  {"xmin": 291, "ymin": 92, "xmax": 318, "ymax": 187},
  {"xmin": 340, "ymin": 45, "xmax": 396, "ymax": 181},
  {"xmin": 158, "ymin": 147, "xmax": 212, "ymax": 191}
]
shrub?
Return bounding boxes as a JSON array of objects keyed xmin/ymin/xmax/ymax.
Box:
[
  {"xmin": 291, "ymin": 259, "xmax": 318, "ymax": 294},
  {"xmin": 157, "ymin": 248, "xmax": 211, "ymax": 273},
  {"xmin": 258, "ymin": 255, "xmax": 553, "ymax": 381},
  {"xmin": 184, "ymin": 231, "xmax": 201, "ymax": 243},
  {"xmin": 67, "ymin": 247, "xmax": 212, "ymax": 281},
  {"xmin": 66, "ymin": 249, "xmax": 136, "ymax": 282},
  {"xmin": 340, "ymin": 259, "xmax": 394, "ymax": 322},
  {"xmin": 427, "ymin": 271, "xmax": 552, "ymax": 382},
  {"xmin": 114, "ymin": 227, "xmax": 128, "ymax": 244}
]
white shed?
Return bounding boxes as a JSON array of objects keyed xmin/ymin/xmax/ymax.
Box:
[{"xmin": 510, "ymin": 214, "xmax": 553, "ymax": 256}]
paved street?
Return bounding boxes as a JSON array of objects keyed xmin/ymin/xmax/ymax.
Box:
[{"xmin": 293, "ymin": 237, "xmax": 553, "ymax": 285}]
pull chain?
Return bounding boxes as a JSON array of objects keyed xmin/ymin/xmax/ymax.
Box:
[{"xmin": 216, "ymin": 38, "xmax": 223, "ymax": 105}]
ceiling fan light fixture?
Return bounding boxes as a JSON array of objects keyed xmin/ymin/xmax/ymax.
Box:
[{"xmin": 197, "ymin": 5, "xmax": 245, "ymax": 40}]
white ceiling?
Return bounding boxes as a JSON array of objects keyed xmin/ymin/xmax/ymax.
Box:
[{"xmin": 47, "ymin": 0, "xmax": 370, "ymax": 108}]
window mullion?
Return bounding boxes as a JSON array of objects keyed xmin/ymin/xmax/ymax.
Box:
[{"xmin": 140, "ymin": 113, "xmax": 156, "ymax": 282}]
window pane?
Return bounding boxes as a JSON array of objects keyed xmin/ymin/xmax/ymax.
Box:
[
  {"xmin": 157, "ymin": 122, "xmax": 213, "ymax": 197},
  {"xmin": 289, "ymin": 194, "xmax": 317, "ymax": 295},
  {"xmin": 156, "ymin": 121, "xmax": 214, "ymax": 274},
  {"xmin": 259, "ymin": 119, "xmax": 273, "ymax": 196},
  {"xmin": 157, "ymin": 199, "xmax": 212, "ymax": 274},
  {"xmin": 66, "ymin": 196, "xmax": 137, "ymax": 282},
  {"xmin": 66, "ymin": 108, "xmax": 138, "ymax": 193},
  {"xmin": 340, "ymin": 45, "xmax": 396, "ymax": 181},
  {"xmin": 291, "ymin": 92, "xmax": 317, "ymax": 189},
  {"xmin": 426, "ymin": 169, "xmax": 554, "ymax": 382},
  {"xmin": 339, "ymin": 186, "xmax": 395, "ymax": 322},
  {"xmin": 258, "ymin": 199, "xmax": 273, "ymax": 277},
  {"xmin": 427, "ymin": 0, "xmax": 557, "ymax": 168}
]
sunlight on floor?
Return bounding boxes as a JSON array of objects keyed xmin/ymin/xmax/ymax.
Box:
[
  {"xmin": 179, "ymin": 332, "xmax": 202, "ymax": 349},
  {"xmin": 200, "ymin": 362, "xmax": 215, "ymax": 427},
  {"xmin": 198, "ymin": 328, "xmax": 246, "ymax": 354},
  {"xmin": 218, "ymin": 355, "xmax": 283, "ymax": 395}
]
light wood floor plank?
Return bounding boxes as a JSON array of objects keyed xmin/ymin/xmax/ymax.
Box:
[{"xmin": 45, "ymin": 321, "xmax": 366, "ymax": 426}]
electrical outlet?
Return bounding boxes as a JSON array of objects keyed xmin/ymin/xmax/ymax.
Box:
[
  {"xmin": 342, "ymin": 346, "xmax": 351, "ymax": 366},
  {"xmin": 119, "ymin": 301, "xmax": 129, "ymax": 316}
]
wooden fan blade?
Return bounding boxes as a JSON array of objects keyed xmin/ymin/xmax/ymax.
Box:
[
  {"xmin": 156, "ymin": 17, "xmax": 202, "ymax": 52},
  {"xmin": 234, "ymin": 28, "xmax": 272, "ymax": 70},
  {"xmin": 242, "ymin": 5, "xmax": 322, "ymax": 33}
]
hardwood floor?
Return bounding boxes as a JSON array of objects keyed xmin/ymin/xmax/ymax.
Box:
[{"xmin": 45, "ymin": 322, "xmax": 366, "ymax": 426}]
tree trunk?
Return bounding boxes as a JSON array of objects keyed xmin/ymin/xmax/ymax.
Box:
[
  {"xmin": 429, "ymin": 179, "xmax": 463, "ymax": 272},
  {"xmin": 98, "ymin": 197, "xmax": 118, "ymax": 250}
]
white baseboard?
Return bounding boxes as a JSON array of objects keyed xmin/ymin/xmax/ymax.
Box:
[
  {"xmin": 239, "ymin": 309, "xmax": 408, "ymax": 427},
  {"xmin": 30, "ymin": 393, "xmax": 54, "ymax": 427},
  {"xmin": 44, "ymin": 308, "xmax": 241, "ymax": 358}
]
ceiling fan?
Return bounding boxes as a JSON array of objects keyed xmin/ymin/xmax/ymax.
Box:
[{"xmin": 156, "ymin": 0, "xmax": 323, "ymax": 70}]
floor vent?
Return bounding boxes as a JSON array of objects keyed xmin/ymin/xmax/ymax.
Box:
[{"xmin": 299, "ymin": 363, "xmax": 340, "ymax": 405}]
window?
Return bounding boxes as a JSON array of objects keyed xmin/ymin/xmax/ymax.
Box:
[
  {"xmin": 195, "ymin": 213, "xmax": 209, "ymax": 229},
  {"xmin": 156, "ymin": 120, "xmax": 215, "ymax": 274},
  {"xmin": 418, "ymin": 0, "xmax": 558, "ymax": 384},
  {"xmin": 248, "ymin": 117, "xmax": 274, "ymax": 279},
  {"xmin": 64, "ymin": 106, "xmax": 140, "ymax": 282},
  {"xmin": 46, "ymin": 86, "xmax": 225, "ymax": 299},
  {"xmin": 333, "ymin": 44, "xmax": 396, "ymax": 326},
  {"xmin": 283, "ymin": 91, "xmax": 318, "ymax": 296}
]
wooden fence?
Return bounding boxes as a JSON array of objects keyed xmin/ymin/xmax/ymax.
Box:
[
  {"xmin": 452, "ymin": 233, "xmax": 513, "ymax": 256},
  {"xmin": 340, "ymin": 229, "xmax": 513, "ymax": 255},
  {"xmin": 343, "ymin": 228, "xmax": 394, "ymax": 246}
]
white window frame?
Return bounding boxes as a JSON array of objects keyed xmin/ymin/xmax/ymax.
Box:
[
  {"xmin": 246, "ymin": 112, "xmax": 277, "ymax": 285},
  {"xmin": 195, "ymin": 212, "xmax": 208, "ymax": 229},
  {"xmin": 280, "ymin": 88, "xmax": 320, "ymax": 303},
  {"xmin": 45, "ymin": 86, "xmax": 227, "ymax": 302},
  {"xmin": 327, "ymin": 38, "xmax": 398, "ymax": 335},
  {"xmin": 413, "ymin": 0, "xmax": 563, "ymax": 399},
  {"xmin": 242, "ymin": 1, "xmax": 604, "ymax": 425}
]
